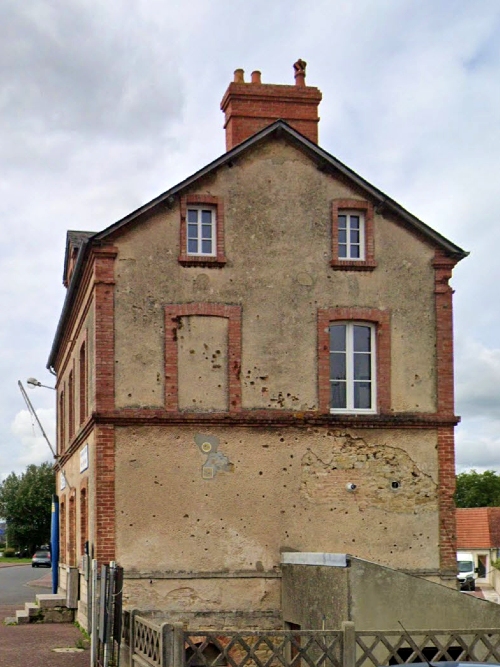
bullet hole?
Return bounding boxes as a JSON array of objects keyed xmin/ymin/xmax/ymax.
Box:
[
  {"xmin": 352, "ymin": 539, "xmax": 355, "ymax": 542},
  {"xmin": 280, "ymin": 510, "xmax": 285, "ymax": 514},
  {"xmin": 190, "ymin": 349, "xmax": 195, "ymax": 354},
  {"xmin": 206, "ymin": 531, "xmax": 210, "ymax": 535},
  {"xmin": 259, "ymin": 471, "xmax": 263, "ymax": 475},
  {"xmin": 290, "ymin": 455, "xmax": 294, "ymax": 459},
  {"xmin": 262, "ymin": 445, "xmax": 269, "ymax": 448},
  {"xmin": 128, "ymin": 393, "xmax": 132, "ymax": 398},
  {"xmin": 280, "ymin": 438, "xmax": 285, "ymax": 442},
  {"xmin": 183, "ymin": 514, "xmax": 189, "ymax": 518},
  {"xmin": 391, "ymin": 481, "xmax": 401, "ymax": 489}
]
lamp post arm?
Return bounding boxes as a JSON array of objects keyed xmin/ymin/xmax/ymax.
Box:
[{"xmin": 17, "ymin": 380, "xmax": 58, "ymax": 461}]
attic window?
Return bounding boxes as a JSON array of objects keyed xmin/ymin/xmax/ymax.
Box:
[
  {"xmin": 179, "ymin": 195, "xmax": 226, "ymax": 267},
  {"xmin": 331, "ymin": 199, "xmax": 377, "ymax": 271}
]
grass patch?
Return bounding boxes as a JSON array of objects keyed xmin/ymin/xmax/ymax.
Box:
[{"xmin": 0, "ymin": 557, "xmax": 32, "ymax": 564}]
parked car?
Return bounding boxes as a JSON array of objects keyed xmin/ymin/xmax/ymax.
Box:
[
  {"xmin": 457, "ymin": 552, "xmax": 476, "ymax": 591},
  {"xmin": 32, "ymin": 550, "xmax": 51, "ymax": 568}
]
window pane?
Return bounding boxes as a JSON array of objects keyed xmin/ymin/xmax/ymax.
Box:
[
  {"xmin": 354, "ymin": 353, "xmax": 371, "ymax": 380},
  {"xmin": 331, "ymin": 382, "xmax": 346, "ymax": 409},
  {"xmin": 188, "ymin": 239, "xmax": 198, "ymax": 253},
  {"xmin": 353, "ymin": 326, "xmax": 371, "ymax": 352},
  {"xmin": 338, "ymin": 244, "xmax": 347, "ymax": 258},
  {"xmin": 187, "ymin": 224, "xmax": 198, "ymax": 238},
  {"xmin": 350, "ymin": 229, "xmax": 360, "ymax": 244},
  {"xmin": 187, "ymin": 209, "xmax": 198, "ymax": 223},
  {"xmin": 330, "ymin": 353, "xmax": 346, "ymax": 380},
  {"xmin": 338, "ymin": 229, "xmax": 347, "ymax": 244},
  {"xmin": 201, "ymin": 224, "xmax": 212, "ymax": 239},
  {"xmin": 338, "ymin": 215, "xmax": 347, "ymax": 229},
  {"xmin": 350, "ymin": 215, "xmax": 360, "ymax": 230},
  {"xmin": 201, "ymin": 209, "xmax": 212, "ymax": 224},
  {"xmin": 201, "ymin": 239, "xmax": 212, "ymax": 254},
  {"xmin": 350, "ymin": 245, "xmax": 360, "ymax": 258},
  {"xmin": 354, "ymin": 382, "xmax": 371, "ymax": 409},
  {"xmin": 329, "ymin": 325, "xmax": 346, "ymax": 351}
]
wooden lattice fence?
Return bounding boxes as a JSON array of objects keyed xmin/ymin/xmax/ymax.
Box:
[{"xmin": 124, "ymin": 615, "xmax": 500, "ymax": 667}]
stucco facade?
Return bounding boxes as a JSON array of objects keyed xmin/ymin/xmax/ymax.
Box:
[{"xmin": 48, "ymin": 64, "xmax": 466, "ymax": 628}]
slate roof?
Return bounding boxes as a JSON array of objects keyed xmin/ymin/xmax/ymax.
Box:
[{"xmin": 456, "ymin": 507, "xmax": 500, "ymax": 549}]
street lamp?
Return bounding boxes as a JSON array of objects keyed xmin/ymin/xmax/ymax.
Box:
[{"xmin": 27, "ymin": 377, "xmax": 56, "ymax": 390}]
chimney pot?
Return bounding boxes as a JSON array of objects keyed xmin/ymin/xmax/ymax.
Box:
[
  {"xmin": 251, "ymin": 70, "xmax": 262, "ymax": 84},
  {"xmin": 293, "ymin": 59, "xmax": 307, "ymax": 86},
  {"xmin": 234, "ymin": 69, "xmax": 245, "ymax": 83}
]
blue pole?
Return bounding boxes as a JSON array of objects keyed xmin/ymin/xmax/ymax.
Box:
[{"xmin": 51, "ymin": 494, "xmax": 59, "ymax": 594}]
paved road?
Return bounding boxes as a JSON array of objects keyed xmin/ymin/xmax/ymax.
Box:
[{"xmin": 0, "ymin": 564, "xmax": 51, "ymax": 605}]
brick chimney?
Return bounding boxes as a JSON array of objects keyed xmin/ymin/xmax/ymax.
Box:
[{"xmin": 220, "ymin": 59, "xmax": 322, "ymax": 151}]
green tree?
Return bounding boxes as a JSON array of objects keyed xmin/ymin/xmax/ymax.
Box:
[
  {"xmin": 0, "ymin": 462, "xmax": 55, "ymax": 553},
  {"xmin": 454, "ymin": 469, "xmax": 500, "ymax": 508}
]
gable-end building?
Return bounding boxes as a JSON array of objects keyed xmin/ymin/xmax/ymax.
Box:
[{"xmin": 48, "ymin": 61, "xmax": 467, "ymax": 629}]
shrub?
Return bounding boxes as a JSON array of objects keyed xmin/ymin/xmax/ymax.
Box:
[{"xmin": 2, "ymin": 548, "xmax": 16, "ymax": 557}]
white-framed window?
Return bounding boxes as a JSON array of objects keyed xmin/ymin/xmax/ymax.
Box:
[
  {"xmin": 338, "ymin": 211, "xmax": 365, "ymax": 260},
  {"xmin": 329, "ymin": 322, "xmax": 376, "ymax": 412},
  {"xmin": 187, "ymin": 207, "xmax": 216, "ymax": 256}
]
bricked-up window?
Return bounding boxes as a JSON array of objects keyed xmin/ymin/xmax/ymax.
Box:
[
  {"xmin": 68, "ymin": 371, "xmax": 74, "ymax": 440},
  {"xmin": 331, "ymin": 199, "xmax": 376, "ymax": 271},
  {"xmin": 329, "ymin": 323, "xmax": 376, "ymax": 412},
  {"xmin": 79, "ymin": 342, "xmax": 87, "ymax": 424},
  {"xmin": 179, "ymin": 195, "xmax": 226, "ymax": 266},
  {"xmin": 58, "ymin": 389, "xmax": 65, "ymax": 453},
  {"xmin": 318, "ymin": 308, "xmax": 391, "ymax": 414}
]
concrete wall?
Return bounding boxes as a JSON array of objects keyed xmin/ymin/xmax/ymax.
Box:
[
  {"xmin": 112, "ymin": 139, "xmax": 437, "ymax": 413},
  {"xmin": 282, "ymin": 556, "xmax": 500, "ymax": 630}
]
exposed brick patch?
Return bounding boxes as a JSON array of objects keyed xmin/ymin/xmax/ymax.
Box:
[
  {"xmin": 317, "ymin": 307, "xmax": 391, "ymax": 413},
  {"xmin": 178, "ymin": 195, "xmax": 226, "ymax": 266},
  {"xmin": 220, "ymin": 79, "xmax": 322, "ymax": 150},
  {"xmin": 95, "ymin": 425, "xmax": 115, "ymax": 564},
  {"xmin": 165, "ymin": 303, "xmax": 242, "ymax": 412},
  {"xmin": 330, "ymin": 199, "xmax": 377, "ymax": 271},
  {"xmin": 437, "ymin": 426, "xmax": 457, "ymax": 573}
]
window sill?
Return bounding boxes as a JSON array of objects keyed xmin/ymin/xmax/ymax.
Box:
[
  {"xmin": 178, "ymin": 255, "xmax": 227, "ymax": 268},
  {"xmin": 330, "ymin": 259, "xmax": 377, "ymax": 271},
  {"xmin": 329, "ymin": 409, "xmax": 377, "ymax": 415}
]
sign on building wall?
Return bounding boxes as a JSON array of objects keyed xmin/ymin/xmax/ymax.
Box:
[
  {"xmin": 60, "ymin": 473, "xmax": 66, "ymax": 491},
  {"xmin": 80, "ymin": 444, "xmax": 89, "ymax": 473}
]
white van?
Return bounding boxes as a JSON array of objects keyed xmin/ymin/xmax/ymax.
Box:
[{"xmin": 457, "ymin": 552, "xmax": 476, "ymax": 591}]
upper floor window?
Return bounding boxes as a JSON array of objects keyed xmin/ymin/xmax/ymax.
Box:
[
  {"xmin": 187, "ymin": 207, "xmax": 216, "ymax": 256},
  {"xmin": 338, "ymin": 211, "xmax": 365, "ymax": 260},
  {"xmin": 79, "ymin": 341, "xmax": 87, "ymax": 424},
  {"xmin": 329, "ymin": 322, "xmax": 376, "ymax": 413},
  {"xmin": 179, "ymin": 195, "xmax": 226, "ymax": 266},
  {"xmin": 331, "ymin": 199, "xmax": 376, "ymax": 271}
]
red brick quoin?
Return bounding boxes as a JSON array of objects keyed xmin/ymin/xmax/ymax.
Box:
[
  {"xmin": 164, "ymin": 303, "xmax": 242, "ymax": 413},
  {"xmin": 317, "ymin": 307, "xmax": 391, "ymax": 414}
]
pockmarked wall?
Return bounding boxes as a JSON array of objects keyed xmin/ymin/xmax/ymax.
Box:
[
  {"xmin": 115, "ymin": 425, "xmax": 440, "ymax": 611},
  {"xmin": 112, "ymin": 140, "xmax": 436, "ymax": 413}
]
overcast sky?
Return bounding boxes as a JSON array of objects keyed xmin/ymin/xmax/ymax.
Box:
[{"xmin": 1, "ymin": 0, "xmax": 499, "ymax": 479}]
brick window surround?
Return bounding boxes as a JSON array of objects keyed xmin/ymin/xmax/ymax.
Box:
[
  {"xmin": 165, "ymin": 303, "xmax": 242, "ymax": 412},
  {"xmin": 179, "ymin": 195, "xmax": 226, "ymax": 266},
  {"xmin": 331, "ymin": 199, "xmax": 377, "ymax": 271},
  {"xmin": 318, "ymin": 307, "xmax": 391, "ymax": 413}
]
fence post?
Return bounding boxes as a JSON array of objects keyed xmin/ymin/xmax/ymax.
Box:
[
  {"xmin": 342, "ymin": 621, "xmax": 356, "ymax": 667},
  {"xmin": 171, "ymin": 622, "xmax": 184, "ymax": 667}
]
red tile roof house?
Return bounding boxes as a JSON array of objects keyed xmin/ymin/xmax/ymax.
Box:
[{"xmin": 456, "ymin": 507, "xmax": 500, "ymax": 588}]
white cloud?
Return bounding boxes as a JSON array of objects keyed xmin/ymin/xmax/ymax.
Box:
[{"xmin": 0, "ymin": 0, "xmax": 499, "ymax": 478}]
